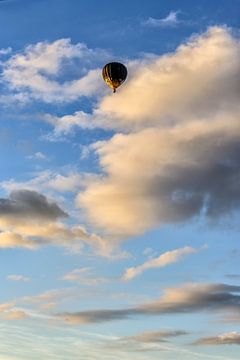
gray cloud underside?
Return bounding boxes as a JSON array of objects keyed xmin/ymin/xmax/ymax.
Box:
[
  {"xmin": 0, "ymin": 189, "xmax": 68, "ymax": 220},
  {"xmin": 59, "ymin": 283, "xmax": 240, "ymax": 324}
]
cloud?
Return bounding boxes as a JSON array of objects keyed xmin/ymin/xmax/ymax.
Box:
[
  {"xmin": 0, "ymin": 303, "xmax": 15, "ymax": 312},
  {"xmin": 0, "ymin": 47, "xmax": 12, "ymax": 56},
  {"xmin": 0, "ymin": 232, "xmax": 38, "ymax": 249},
  {"xmin": 58, "ymin": 283, "xmax": 240, "ymax": 324},
  {"xmin": 123, "ymin": 246, "xmax": 198, "ymax": 280},
  {"xmin": 68, "ymin": 27, "xmax": 240, "ymax": 238},
  {"xmin": 2, "ymin": 39, "xmax": 109, "ymax": 103},
  {"xmin": 95, "ymin": 27, "xmax": 240, "ymax": 130},
  {"xmin": 0, "ymin": 302, "xmax": 29, "ymax": 321},
  {"xmin": 194, "ymin": 332, "xmax": 240, "ymax": 345},
  {"xmin": 0, "ymin": 189, "xmax": 104, "ymax": 253},
  {"xmin": 124, "ymin": 330, "xmax": 188, "ymax": 343},
  {"xmin": 0, "ymin": 170, "xmax": 97, "ymax": 194},
  {"xmin": 61, "ymin": 267, "xmax": 110, "ymax": 286},
  {"xmin": 7, "ymin": 275, "xmax": 31, "ymax": 282},
  {"xmin": 0, "ymin": 189, "xmax": 68, "ymax": 221},
  {"xmin": 3, "ymin": 310, "xmax": 29, "ymax": 320},
  {"xmin": 143, "ymin": 11, "xmax": 180, "ymax": 28},
  {"xmin": 26, "ymin": 152, "xmax": 49, "ymax": 161}
]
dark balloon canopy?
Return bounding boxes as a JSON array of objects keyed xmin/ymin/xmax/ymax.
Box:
[{"xmin": 102, "ymin": 62, "xmax": 127, "ymax": 93}]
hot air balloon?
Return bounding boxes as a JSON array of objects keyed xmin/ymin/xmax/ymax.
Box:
[{"xmin": 102, "ymin": 62, "xmax": 127, "ymax": 93}]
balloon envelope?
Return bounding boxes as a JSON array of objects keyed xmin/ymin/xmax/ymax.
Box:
[{"xmin": 102, "ymin": 62, "xmax": 127, "ymax": 92}]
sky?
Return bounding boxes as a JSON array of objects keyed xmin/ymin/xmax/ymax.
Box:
[{"xmin": 0, "ymin": 0, "xmax": 240, "ymax": 359}]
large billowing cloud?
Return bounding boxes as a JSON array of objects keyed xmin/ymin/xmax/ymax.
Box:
[
  {"xmin": 78, "ymin": 114, "xmax": 240, "ymax": 236},
  {"xmin": 72, "ymin": 27, "xmax": 240, "ymax": 238},
  {"xmin": 59, "ymin": 283, "xmax": 240, "ymax": 324}
]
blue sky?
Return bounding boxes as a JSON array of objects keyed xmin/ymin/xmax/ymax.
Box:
[{"xmin": 0, "ymin": 0, "xmax": 240, "ymax": 359}]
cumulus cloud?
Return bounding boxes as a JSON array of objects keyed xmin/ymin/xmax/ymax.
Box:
[
  {"xmin": 97, "ymin": 27, "xmax": 240, "ymax": 130},
  {"xmin": 64, "ymin": 27, "xmax": 238, "ymax": 238},
  {"xmin": 2, "ymin": 39, "xmax": 109, "ymax": 102},
  {"xmin": 194, "ymin": 332, "xmax": 240, "ymax": 345},
  {"xmin": 77, "ymin": 115, "xmax": 240, "ymax": 236},
  {"xmin": 143, "ymin": 11, "xmax": 180, "ymax": 28},
  {"xmin": 58, "ymin": 283, "xmax": 240, "ymax": 324},
  {"xmin": 123, "ymin": 247, "xmax": 198, "ymax": 280}
]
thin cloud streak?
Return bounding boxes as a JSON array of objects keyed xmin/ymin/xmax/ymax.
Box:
[{"xmin": 122, "ymin": 246, "xmax": 199, "ymax": 280}]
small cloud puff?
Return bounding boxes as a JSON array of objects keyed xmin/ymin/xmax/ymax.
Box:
[{"xmin": 143, "ymin": 11, "xmax": 180, "ymax": 28}]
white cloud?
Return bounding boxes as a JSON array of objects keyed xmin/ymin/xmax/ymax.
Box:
[
  {"xmin": 0, "ymin": 170, "xmax": 97, "ymax": 194},
  {"xmin": 26, "ymin": 152, "xmax": 49, "ymax": 161},
  {"xmin": 7, "ymin": 275, "xmax": 31, "ymax": 282},
  {"xmin": 2, "ymin": 39, "xmax": 109, "ymax": 103},
  {"xmin": 143, "ymin": 11, "xmax": 180, "ymax": 28},
  {"xmin": 0, "ymin": 47, "xmax": 12, "ymax": 56},
  {"xmin": 123, "ymin": 246, "xmax": 198, "ymax": 280}
]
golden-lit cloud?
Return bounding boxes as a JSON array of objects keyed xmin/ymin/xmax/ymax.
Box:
[
  {"xmin": 122, "ymin": 246, "xmax": 198, "ymax": 280},
  {"xmin": 4, "ymin": 310, "xmax": 29, "ymax": 320},
  {"xmin": 0, "ymin": 189, "xmax": 112, "ymax": 255}
]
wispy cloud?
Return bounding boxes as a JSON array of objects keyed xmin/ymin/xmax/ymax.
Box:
[
  {"xmin": 61, "ymin": 267, "xmax": 110, "ymax": 286},
  {"xmin": 7, "ymin": 275, "xmax": 31, "ymax": 282},
  {"xmin": 143, "ymin": 11, "xmax": 181, "ymax": 28},
  {"xmin": 123, "ymin": 330, "xmax": 188, "ymax": 343},
  {"xmin": 122, "ymin": 246, "xmax": 198, "ymax": 280},
  {"xmin": 194, "ymin": 332, "xmax": 240, "ymax": 345}
]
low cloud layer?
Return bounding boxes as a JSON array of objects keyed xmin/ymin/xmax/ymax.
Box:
[
  {"xmin": 59, "ymin": 283, "xmax": 240, "ymax": 324},
  {"xmin": 123, "ymin": 246, "xmax": 198, "ymax": 280}
]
